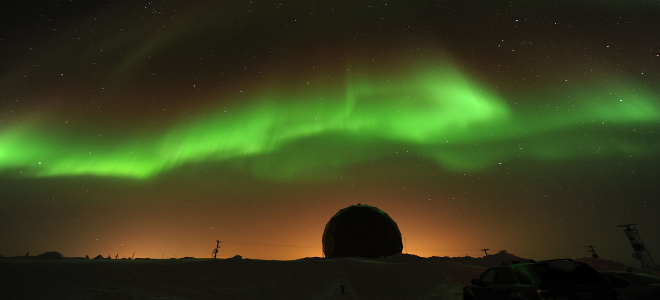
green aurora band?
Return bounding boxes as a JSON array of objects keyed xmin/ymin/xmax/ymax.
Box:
[{"xmin": 1, "ymin": 64, "xmax": 658, "ymax": 181}]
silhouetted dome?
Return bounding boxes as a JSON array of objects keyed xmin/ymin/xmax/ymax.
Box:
[{"xmin": 322, "ymin": 204, "xmax": 403, "ymax": 258}]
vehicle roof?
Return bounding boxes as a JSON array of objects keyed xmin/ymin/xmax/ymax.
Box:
[{"xmin": 500, "ymin": 258, "xmax": 576, "ymax": 266}]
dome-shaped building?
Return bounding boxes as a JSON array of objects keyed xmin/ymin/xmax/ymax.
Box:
[{"xmin": 322, "ymin": 204, "xmax": 403, "ymax": 258}]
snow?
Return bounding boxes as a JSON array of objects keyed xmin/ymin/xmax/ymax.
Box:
[
  {"xmin": 4, "ymin": 251, "xmax": 647, "ymax": 299},
  {"xmin": 1, "ymin": 254, "xmax": 488, "ymax": 300}
]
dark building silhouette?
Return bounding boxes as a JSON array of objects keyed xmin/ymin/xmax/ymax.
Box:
[{"xmin": 322, "ymin": 204, "xmax": 403, "ymax": 258}]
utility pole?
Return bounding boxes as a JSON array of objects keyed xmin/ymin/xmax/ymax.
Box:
[
  {"xmin": 617, "ymin": 224, "xmax": 655, "ymax": 268},
  {"xmin": 586, "ymin": 245, "xmax": 599, "ymax": 258},
  {"xmin": 481, "ymin": 248, "xmax": 490, "ymax": 256}
]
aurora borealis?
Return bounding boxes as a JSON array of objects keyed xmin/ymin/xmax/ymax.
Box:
[
  {"xmin": 2, "ymin": 65, "xmax": 659, "ymax": 180},
  {"xmin": 1, "ymin": 1, "xmax": 659, "ymax": 263}
]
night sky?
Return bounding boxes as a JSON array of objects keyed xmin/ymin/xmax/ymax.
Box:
[{"xmin": 1, "ymin": 1, "xmax": 659, "ymax": 264}]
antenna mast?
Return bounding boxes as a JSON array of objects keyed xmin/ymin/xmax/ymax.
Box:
[
  {"xmin": 585, "ymin": 245, "xmax": 599, "ymax": 258},
  {"xmin": 212, "ymin": 240, "xmax": 222, "ymax": 258},
  {"xmin": 481, "ymin": 248, "xmax": 490, "ymax": 256},
  {"xmin": 617, "ymin": 224, "xmax": 655, "ymax": 268}
]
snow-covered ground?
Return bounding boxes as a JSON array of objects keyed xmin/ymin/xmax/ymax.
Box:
[{"xmin": 1, "ymin": 252, "xmax": 653, "ymax": 300}]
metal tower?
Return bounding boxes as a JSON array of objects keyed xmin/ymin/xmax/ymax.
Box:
[
  {"xmin": 617, "ymin": 224, "xmax": 655, "ymax": 268},
  {"xmin": 212, "ymin": 240, "xmax": 222, "ymax": 258}
]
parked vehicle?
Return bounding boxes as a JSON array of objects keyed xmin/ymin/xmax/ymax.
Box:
[
  {"xmin": 599, "ymin": 270, "xmax": 660, "ymax": 300},
  {"xmin": 464, "ymin": 259, "xmax": 620, "ymax": 300}
]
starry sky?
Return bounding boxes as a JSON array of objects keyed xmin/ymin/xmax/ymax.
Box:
[{"xmin": 1, "ymin": 0, "xmax": 659, "ymax": 264}]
